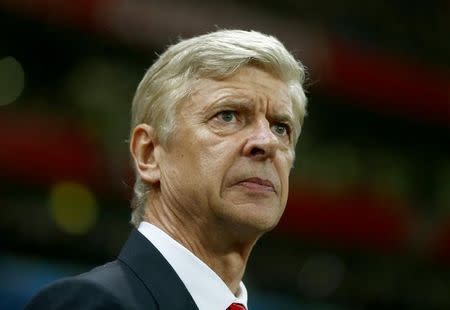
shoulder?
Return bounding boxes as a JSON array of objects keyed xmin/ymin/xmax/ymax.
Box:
[
  {"xmin": 25, "ymin": 260, "xmax": 158, "ymax": 310},
  {"xmin": 25, "ymin": 276, "xmax": 125, "ymax": 310}
]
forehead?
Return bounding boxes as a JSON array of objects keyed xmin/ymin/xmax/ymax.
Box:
[{"xmin": 186, "ymin": 66, "xmax": 292, "ymax": 111}]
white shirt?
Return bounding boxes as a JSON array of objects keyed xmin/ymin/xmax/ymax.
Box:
[{"xmin": 138, "ymin": 222, "xmax": 248, "ymax": 310}]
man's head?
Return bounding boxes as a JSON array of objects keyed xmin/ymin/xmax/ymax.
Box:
[{"xmin": 129, "ymin": 30, "xmax": 307, "ymax": 232}]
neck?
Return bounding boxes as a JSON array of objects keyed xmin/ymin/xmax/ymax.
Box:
[{"xmin": 144, "ymin": 197, "xmax": 259, "ymax": 294}]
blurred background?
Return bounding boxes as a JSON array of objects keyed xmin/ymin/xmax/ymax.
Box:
[{"xmin": 0, "ymin": 0, "xmax": 449, "ymax": 309}]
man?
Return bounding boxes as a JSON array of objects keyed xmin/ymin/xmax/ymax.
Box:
[{"xmin": 26, "ymin": 29, "xmax": 307, "ymax": 310}]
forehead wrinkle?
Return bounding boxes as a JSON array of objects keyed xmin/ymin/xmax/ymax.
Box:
[
  {"xmin": 189, "ymin": 79, "xmax": 250, "ymax": 103},
  {"xmin": 263, "ymin": 92, "xmax": 294, "ymax": 122}
]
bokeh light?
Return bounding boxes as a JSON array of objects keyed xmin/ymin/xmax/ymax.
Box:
[
  {"xmin": 48, "ymin": 181, "xmax": 98, "ymax": 235},
  {"xmin": 0, "ymin": 56, "xmax": 24, "ymax": 106}
]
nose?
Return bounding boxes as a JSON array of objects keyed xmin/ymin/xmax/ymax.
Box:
[{"xmin": 242, "ymin": 119, "xmax": 278, "ymax": 160}]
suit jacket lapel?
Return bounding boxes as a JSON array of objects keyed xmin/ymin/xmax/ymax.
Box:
[{"xmin": 118, "ymin": 229, "xmax": 198, "ymax": 310}]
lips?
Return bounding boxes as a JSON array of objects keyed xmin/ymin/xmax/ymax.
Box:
[{"xmin": 236, "ymin": 177, "xmax": 276, "ymax": 192}]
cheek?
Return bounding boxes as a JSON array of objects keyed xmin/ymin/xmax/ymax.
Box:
[
  {"xmin": 278, "ymin": 152, "xmax": 295, "ymax": 192},
  {"xmin": 279, "ymin": 149, "xmax": 295, "ymax": 172},
  {"xmin": 198, "ymin": 134, "xmax": 238, "ymax": 164},
  {"xmin": 196, "ymin": 138, "xmax": 241, "ymax": 192}
]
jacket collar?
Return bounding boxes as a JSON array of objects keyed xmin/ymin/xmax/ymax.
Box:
[{"xmin": 118, "ymin": 228, "xmax": 198, "ymax": 309}]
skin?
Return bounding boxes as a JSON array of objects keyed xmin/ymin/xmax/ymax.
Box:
[{"xmin": 130, "ymin": 66, "xmax": 298, "ymax": 294}]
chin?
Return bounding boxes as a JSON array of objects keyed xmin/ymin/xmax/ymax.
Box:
[
  {"xmin": 251, "ymin": 216, "xmax": 282, "ymax": 233},
  {"xmin": 226, "ymin": 203, "xmax": 284, "ymax": 236},
  {"xmin": 228, "ymin": 219, "xmax": 280, "ymax": 243}
]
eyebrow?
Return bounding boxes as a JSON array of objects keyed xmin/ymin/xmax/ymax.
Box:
[
  {"xmin": 208, "ymin": 97, "xmax": 253, "ymax": 112},
  {"xmin": 271, "ymin": 113, "xmax": 294, "ymax": 125}
]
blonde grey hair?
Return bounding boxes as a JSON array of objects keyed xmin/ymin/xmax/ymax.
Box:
[{"xmin": 130, "ymin": 29, "xmax": 307, "ymax": 226}]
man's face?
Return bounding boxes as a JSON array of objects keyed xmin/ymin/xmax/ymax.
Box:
[{"xmin": 157, "ymin": 66, "xmax": 298, "ymax": 237}]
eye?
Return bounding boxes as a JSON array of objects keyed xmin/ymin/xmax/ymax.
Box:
[
  {"xmin": 272, "ymin": 123, "xmax": 290, "ymax": 136},
  {"xmin": 217, "ymin": 110, "xmax": 237, "ymax": 123}
]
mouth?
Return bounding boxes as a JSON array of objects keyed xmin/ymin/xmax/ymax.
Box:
[{"xmin": 236, "ymin": 177, "xmax": 276, "ymax": 193}]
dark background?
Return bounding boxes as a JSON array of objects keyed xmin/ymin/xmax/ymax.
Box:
[{"xmin": 0, "ymin": 0, "xmax": 449, "ymax": 309}]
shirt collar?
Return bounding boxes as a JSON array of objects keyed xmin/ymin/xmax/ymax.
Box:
[{"xmin": 138, "ymin": 222, "xmax": 248, "ymax": 310}]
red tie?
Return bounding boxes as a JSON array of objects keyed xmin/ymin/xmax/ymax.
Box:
[{"xmin": 227, "ymin": 303, "xmax": 247, "ymax": 310}]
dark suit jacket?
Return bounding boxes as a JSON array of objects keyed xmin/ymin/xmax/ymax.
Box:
[{"xmin": 25, "ymin": 229, "xmax": 199, "ymax": 309}]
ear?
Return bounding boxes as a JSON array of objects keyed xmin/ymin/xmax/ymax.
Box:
[{"xmin": 129, "ymin": 124, "xmax": 161, "ymax": 186}]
